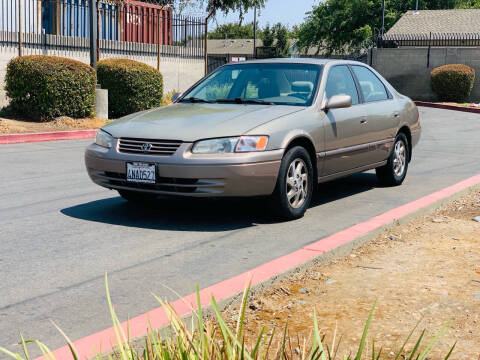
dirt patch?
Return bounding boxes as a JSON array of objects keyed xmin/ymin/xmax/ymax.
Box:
[
  {"xmin": 0, "ymin": 117, "xmax": 106, "ymax": 134},
  {"xmin": 222, "ymin": 189, "xmax": 480, "ymax": 359}
]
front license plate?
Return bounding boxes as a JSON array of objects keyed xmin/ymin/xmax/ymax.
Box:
[{"xmin": 126, "ymin": 162, "xmax": 156, "ymax": 184}]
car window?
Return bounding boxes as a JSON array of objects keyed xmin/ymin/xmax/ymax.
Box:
[
  {"xmin": 182, "ymin": 63, "xmax": 322, "ymax": 107},
  {"xmin": 351, "ymin": 66, "xmax": 389, "ymax": 102},
  {"xmin": 325, "ymin": 66, "xmax": 359, "ymax": 105}
]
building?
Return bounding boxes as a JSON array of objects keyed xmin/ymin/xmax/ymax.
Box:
[{"xmin": 383, "ymin": 9, "xmax": 480, "ymax": 46}]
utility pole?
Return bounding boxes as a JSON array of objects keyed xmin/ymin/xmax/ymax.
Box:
[
  {"xmin": 253, "ymin": 6, "xmax": 257, "ymax": 58},
  {"xmin": 89, "ymin": 0, "xmax": 97, "ymax": 68},
  {"xmin": 18, "ymin": 0, "xmax": 23, "ymax": 56},
  {"xmin": 380, "ymin": 0, "xmax": 385, "ymax": 38},
  {"xmin": 416, "ymin": 0, "xmax": 419, "ymax": 10},
  {"xmin": 204, "ymin": 11, "xmax": 214, "ymax": 76}
]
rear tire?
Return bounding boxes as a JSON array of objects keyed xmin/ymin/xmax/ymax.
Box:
[
  {"xmin": 118, "ymin": 189, "xmax": 153, "ymax": 203},
  {"xmin": 376, "ymin": 133, "xmax": 409, "ymax": 186},
  {"xmin": 269, "ymin": 146, "xmax": 314, "ymax": 220}
]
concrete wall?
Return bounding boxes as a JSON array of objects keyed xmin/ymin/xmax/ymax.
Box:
[
  {"xmin": 371, "ymin": 47, "xmax": 480, "ymax": 101},
  {"xmin": 0, "ymin": 44, "xmax": 205, "ymax": 96}
]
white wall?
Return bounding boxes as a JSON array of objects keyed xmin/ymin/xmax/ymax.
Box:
[
  {"xmin": 371, "ymin": 47, "xmax": 480, "ymax": 101},
  {"xmin": 0, "ymin": 43, "xmax": 205, "ymax": 95}
]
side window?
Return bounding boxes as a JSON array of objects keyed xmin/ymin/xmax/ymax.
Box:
[
  {"xmin": 351, "ymin": 66, "xmax": 389, "ymax": 102},
  {"xmin": 325, "ymin": 66, "xmax": 359, "ymax": 105}
]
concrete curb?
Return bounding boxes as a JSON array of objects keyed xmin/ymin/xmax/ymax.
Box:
[
  {"xmin": 415, "ymin": 101, "xmax": 480, "ymax": 114},
  {"xmin": 0, "ymin": 130, "xmax": 96, "ymax": 144},
  {"xmin": 37, "ymin": 174, "xmax": 480, "ymax": 360}
]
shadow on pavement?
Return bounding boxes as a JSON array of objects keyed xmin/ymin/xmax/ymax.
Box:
[{"xmin": 61, "ymin": 172, "xmax": 379, "ymax": 231}]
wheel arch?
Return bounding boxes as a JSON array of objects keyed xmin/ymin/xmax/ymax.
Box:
[{"xmin": 283, "ymin": 135, "xmax": 318, "ymax": 181}]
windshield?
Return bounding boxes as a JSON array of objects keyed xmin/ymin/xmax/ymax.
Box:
[{"xmin": 181, "ymin": 63, "xmax": 322, "ymax": 107}]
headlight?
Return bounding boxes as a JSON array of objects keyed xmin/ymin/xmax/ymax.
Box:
[
  {"xmin": 191, "ymin": 136, "xmax": 269, "ymax": 154},
  {"xmin": 95, "ymin": 129, "xmax": 113, "ymax": 148},
  {"xmin": 191, "ymin": 137, "xmax": 239, "ymax": 154}
]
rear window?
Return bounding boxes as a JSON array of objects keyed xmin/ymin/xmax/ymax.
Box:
[{"xmin": 351, "ymin": 66, "xmax": 389, "ymax": 102}]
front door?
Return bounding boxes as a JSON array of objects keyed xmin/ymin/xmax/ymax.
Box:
[{"xmin": 322, "ymin": 65, "xmax": 371, "ymax": 176}]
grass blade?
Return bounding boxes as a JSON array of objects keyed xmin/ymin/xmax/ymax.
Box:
[
  {"xmin": 443, "ymin": 342, "xmax": 456, "ymax": 360},
  {"xmin": 354, "ymin": 301, "xmax": 376, "ymax": 360},
  {"xmin": 408, "ymin": 329, "xmax": 425, "ymax": 359},
  {"xmin": 312, "ymin": 310, "xmax": 327, "ymax": 360},
  {"xmin": 51, "ymin": 321, "xmax": 79, "ymax": 360},
  {"xmin": 394, "ymin": 318, "xmax": 422, "ymax": 360},
  {"xmin": 0, "ymin": 346, "xmax": 23, "ymax": 360},
  {"xmin": 418, "ymin": 321, "xmax": 451, "ymax": 360}
]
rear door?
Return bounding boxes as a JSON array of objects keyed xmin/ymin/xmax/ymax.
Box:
[
  {"xmin": 350, "ymin": 65, "xmax": 400, "ymax": 164},
  {"xmin": 322, "ymin": 65, "xmax": 371, "ymax": 176}
]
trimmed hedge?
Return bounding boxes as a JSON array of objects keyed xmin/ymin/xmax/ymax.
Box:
[
  {"xmin": 431, "ymin": 64, "xmax": 475, "ymax": 102},
  {"xmin": 97, "ymin": 58, "xmax": 163, "ymax": 118},
  {"xmin": 5, "ymin": 55, "xmax": 96, "ymax": 120}
]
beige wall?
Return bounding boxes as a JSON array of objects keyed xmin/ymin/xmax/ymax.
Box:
[
  {"xmin": 0, "ymin": 44, "xmax": 204, "ymax": 96},
  {"xmin": 371, "ymin": 47, "xmax": 480, "ymax": 101}
]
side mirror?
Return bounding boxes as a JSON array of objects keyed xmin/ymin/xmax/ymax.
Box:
[
  {"xmin": 171, "ymin": 92, "xmax": 181, "ymax": 102},
  {"xmin": 323, "ymin": 95, "xmax": 352, "ymax": 110}
]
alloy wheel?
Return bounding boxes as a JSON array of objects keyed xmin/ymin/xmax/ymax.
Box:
[
  {"xmin": 393, "ymin": 140, "xmax": 406, "ymax": 177},
  {"xmin": 286, "ymin": 158, "xmax": 308, "ymax": 209}
]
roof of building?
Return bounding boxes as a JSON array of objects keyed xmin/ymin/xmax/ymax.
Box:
[
  {"xmin": 208, "ymin": 38, "xmax": 326, "ymax": 56},
  {"xmin": 386, "ymin": 9, "xmax": 480, "ymax": 36},
  {"xmin": 207, "ymin": 39, "xmax": 264, "ymax": 55}
]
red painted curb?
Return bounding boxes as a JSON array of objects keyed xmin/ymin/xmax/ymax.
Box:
[
  {"xmin": 38, "ymin": 174, "xmax": 480, "ymax": 360},
  {"xmin": 0, "ymin": 130, "xmax": 97, "ymax": 144},
  {"xmin": 415, "ymin": 101, "xmax": 480, "ymax": 114}
]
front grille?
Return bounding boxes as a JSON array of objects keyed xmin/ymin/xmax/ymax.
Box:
[
  {"xmin": 105, "ymin": 171, "xmax": 199, "ymax": 193},
  {"xmin": 95, "ymin": 171, "xmax": 224, "ymax": 195},
  {"xmin": 118, "ymin": 138, "xmax": 182, "ymax": 156}
]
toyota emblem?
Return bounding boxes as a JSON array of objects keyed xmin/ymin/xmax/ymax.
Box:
[{"xmin": 141, "ymin": 143, "xmax": 152, "ymax": 153}]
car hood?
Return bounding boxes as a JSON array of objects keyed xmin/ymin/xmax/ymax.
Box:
[{"xmin": 103, "ymin": 103, "xmax": 304, "ymax": 142}]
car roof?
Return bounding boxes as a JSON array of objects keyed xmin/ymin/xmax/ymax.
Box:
[{"xmin": 227, "ymin": 58, "xmax": 366, "ymax": 66}]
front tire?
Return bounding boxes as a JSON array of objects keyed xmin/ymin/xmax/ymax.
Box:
[
  {"xmin": 376, "ymin": 133, "xmax": 409, "ymax": 186},
  {"xmin": 270, "ymin": 146, "xmax": 314, "ymax": 220}
]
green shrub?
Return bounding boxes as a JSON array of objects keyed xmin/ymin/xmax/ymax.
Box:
[
  {"xmin": 5, "ymin": 55, "xmax": 96, "ymax": 121},
  {"xmin": 97, "ymin": 58, "xmax": 163, "ymax": 119},
  {"xmin": 430, "ymin": 64, "xmax": 475, "ymax": 102}
]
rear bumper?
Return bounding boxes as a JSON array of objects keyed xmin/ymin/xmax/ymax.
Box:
[{"xmin": 85, "ymin": 142, "xmax": 283, "ymax": 197}]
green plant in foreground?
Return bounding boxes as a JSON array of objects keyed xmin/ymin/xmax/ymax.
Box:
[{"xmin": 0, "ymin": 275, "xmax": 456, "ymax": 360}]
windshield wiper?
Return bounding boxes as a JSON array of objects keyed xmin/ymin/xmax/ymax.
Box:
[
  {"xmin": 215, "ymin": 98, "xmax": 274, "ymax": 105},
  {"xmin": 181, "ymin": 97, "xmax": 213, "ymax": 103}
]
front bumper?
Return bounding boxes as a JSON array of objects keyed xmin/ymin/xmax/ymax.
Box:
[{"xmin": 85, "ymin": 141, "xmax": 283, "ymax": 197}]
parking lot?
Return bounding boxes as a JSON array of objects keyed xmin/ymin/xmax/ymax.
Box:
[{"xmin": 1, "ymin": 107, "xmax": 480, "ymax": 356}]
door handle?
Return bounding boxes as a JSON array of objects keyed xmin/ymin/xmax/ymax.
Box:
[
  {"xmin": 360, "ymin": 118, "xmax": 368, "ymax": 124},
  {"xmin": 393, "ymin": 112, "xmax": 400, "ymax": 118}
]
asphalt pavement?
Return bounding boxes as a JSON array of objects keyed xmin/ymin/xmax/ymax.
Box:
[{"xmin": 1, "ymin": 107, "xmax": 479, "ymax": 357}]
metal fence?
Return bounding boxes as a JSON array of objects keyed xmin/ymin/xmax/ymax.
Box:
[
  {"xmin": 380, "ymin": 33, "xmax": 480, "ymax": 48},
  {"xmin": 0, "ymin": 0, "xmax": 205, "ymax": 58},
  {"xmin": 207, "ymin": 53, "xmax": 255, "ymax": 74}
]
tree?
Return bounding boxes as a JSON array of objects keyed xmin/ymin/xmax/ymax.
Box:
[
  {"xmin": 273, "ymin": 23, "xmax": 290, "ymax": 57},
  {"xmin": 208, "ymin": 22, "xmax": 255, "ymax": 39},
  {"xmin": 261, "ymin": 24, "xmax": 275, "ymax": 47},
  {"xmin": 296, "ymin": 0, "xmax": 479, "ymax": 56},
  {"xmin": 260, "ymin": 23, "xmax": 290, "ymax": 57},
  {"xmin": 174, "ymin": 0, "xmax": 266, "ymax": 17}
]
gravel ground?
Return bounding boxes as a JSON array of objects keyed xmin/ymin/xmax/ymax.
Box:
[
  {"xmin": 222, "ymin": 189, "xmax": 480, "ymax": 359},
  {"xmin": 0, "ymin": 117, "xmax": 105, "ymax": 134}
]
